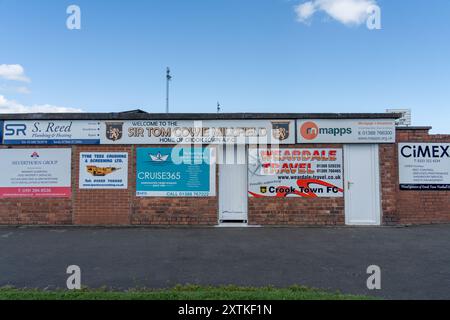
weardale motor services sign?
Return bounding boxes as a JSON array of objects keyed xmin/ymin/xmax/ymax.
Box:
[
  {"xmin": 296, "ymin": 119, "xmax": 395, "ymax": 143},
  {"xmin": 248, "ymin": 148, "xmax": 343, "ymax": 198},
  {"xmin": 100, "ymin": 120, "xmax": 295, "ymax": 145},
  {"xmin": 399, "ymin": 143, "xmax": 450, "ymax": 190},
  {"xmin": 3, "ymin": 121, "xmax": 101, "ymax": 144}
]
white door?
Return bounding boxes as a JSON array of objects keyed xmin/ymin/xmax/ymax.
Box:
[
  {"xmin": 344, "ymin": 144, "xmax": 381, "ymax": 225},
  {"xmin": 218, "ymin": 145, "xmax": 248, "ymax": 223}
]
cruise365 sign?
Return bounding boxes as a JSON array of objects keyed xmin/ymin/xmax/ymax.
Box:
[
  {"xmin": 248, "ymin": 148, "xmax": 344, "ymax": 198},
  {"xmin": 136, "ymin": 147, "xmax": 216, "ymax": 197}
]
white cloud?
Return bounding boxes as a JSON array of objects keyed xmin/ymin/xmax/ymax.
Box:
[
  {"xmin": 0, "ymin": 64, "xmax": 31, "ymax": 82},
  {"xmin": 0, "ymin": 95, "xmax": 83, "ymax": 113},
  {"xmin": 0, "ymin": 85, "xmax": 31, "ymax": 94},
  {"xmin": 295, "ymin": 0, "xmax": 377, "ymax": 25},
  {"xmin": 295, "ymin": 1, "xmax": 317, "ymax": 23},
  {"xmin": 15, "ymin": 86, "xmax": 31, "ymax": 94}
]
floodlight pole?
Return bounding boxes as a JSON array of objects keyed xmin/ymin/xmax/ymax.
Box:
[{"xmin": 166, "ymin": 67, "xmax": 172, "ymax": 113}]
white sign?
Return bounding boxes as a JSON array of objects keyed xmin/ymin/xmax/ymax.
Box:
[
  {"xmin": 296, "ymin": 119, "xmax": 396, "ymax": 143},
  {"xmin": 0, "ymin": 149, "xmax": 72, "ymax": 198},
  {"xmin": 399, "ymin": 143, "xmax": 450, "ymax": 190},
  {"xmin": 386, "ymin": 109, "xmax": 411, "ymax": 126},
  {"xmin": 100, "ymin": 120, "xmax": 295, "ymax": 145},
  {"xmin": 3, "ymin": 120, "xmax": 101, "ymax": 145},
  {"xmin": 248, "ymin": 148, "xmax": 343, "ymax": 198},
  {"xmin": 79, "ymin": 152, "xmax": 128, "ymax": 189}
]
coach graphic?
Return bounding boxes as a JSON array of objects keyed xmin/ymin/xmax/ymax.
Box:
[{"xmin": 3, "ymin": 120, "xmax": 101, "ymax": 144}]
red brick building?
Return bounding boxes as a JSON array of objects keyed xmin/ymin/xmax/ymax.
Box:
[{"xmin": 0, "ymin": 112, "xmax": 448, "ymax": 226}]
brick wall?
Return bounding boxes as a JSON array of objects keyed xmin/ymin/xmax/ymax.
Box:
[
  {"xmin": 73, "ymin": 145, "xmax": 133, "ymax": 225},
  {"xmin": 1, "ymin": 133, "xmax": 449, "ymax": 226},
  {"xmin": 393, "ymin": 129, "xmax": 450, "ymax": 225},
  {"xmin": 379, "ymin": 144, "xmax": 398, "ymax": 225}
]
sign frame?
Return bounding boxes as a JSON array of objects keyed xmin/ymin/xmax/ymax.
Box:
[
  {"xmin": 398, "ymin": 143, "xmax": 450, "ymax": 191},
  {"xmin": 296, "ymin": 119, "xmax": 396, "ymax": 144},
  {"xmin": 79, "ymin": 152, "xmax": 129, "ymax": 189},
  {"xmin": 136, "ymin": 147, "xmax": 216, "ymax": 197},
  {"xmin": 248, "ymin": 148, "xmax": 344, "ymax": 198},
  {"xmin": 3, "ymin": 120, "xmax": 101, "ymax": 145},
  {"xmin": 0, "ymin": 148, "xmax": 72, "ymax": 198}
]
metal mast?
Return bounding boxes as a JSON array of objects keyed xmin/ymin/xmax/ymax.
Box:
[{"xmin": 166, "ymin": 67, "xmax": 172, "ymax": 113}]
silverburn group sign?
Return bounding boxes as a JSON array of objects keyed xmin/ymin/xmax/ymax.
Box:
[{"xmin": 100, "ymin": 120, "xmax": 296, "ymax": 144}]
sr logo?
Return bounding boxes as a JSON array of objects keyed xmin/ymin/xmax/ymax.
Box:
[{"xmin": 5, "ymin": 124, "xmax": 27, "ymax": 136}]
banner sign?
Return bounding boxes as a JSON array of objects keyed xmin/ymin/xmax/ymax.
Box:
[
  {"xmin": 296, "ymin": 119, "xmax": 395, "ymax": 143},
  {"xmin": 399, "ymin": 143, "xmax": 450, "ymax": 190},
  {"xmin": 248, "ymin": 148, "xmax": 343, "ymax": 198},
  {"xmin": 79, "ymin": 152, "xmax": 128, "ymax": 189},
  {"xmin": 0, "ymin": 149, "xmax": 72, "ymax": 198},
  {"xmin": 136, "ymin": 147, "xmax": 216, "ymax": 197},
  {"xmin": 3, "ymin": 121, "xmax": 101, "ymax": 145},
  {"xmin": 101, "ymin": 120, "xmax": 295, "ymax": 145}
]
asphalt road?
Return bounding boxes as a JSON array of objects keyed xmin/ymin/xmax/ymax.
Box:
[{"xmin": 1, "ymin": 225, "xmax": 449, "ymax": 299}]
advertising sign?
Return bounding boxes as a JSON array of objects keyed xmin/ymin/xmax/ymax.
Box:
[
  {"xmin": 248, "ymin": 148, "xmax": 343, "ymax": 198},
  {"xmin": 0, "ymin": 120, "xmax": 3, "ymax": 144},
  {"xmin": 399, "ymin": 143, "xmax": 450, "ymax": 190},
  {"xmin": 101, "ymin": 120, "xmax": 295, "ymax": 145},
  {"xmin": 0, "ymin": 149, "xmax": 72, "ymax": 198},
  {"xmin": 296, "ymin": 119, "xmax": 395, "ymax": 143},
  {"xmin": 79, "ymin": 152, "xmax": 128, "ymax": 189},
  {"xmin": 3, "ymin": 120, "xmax": 101, "ymax": 145},
  {"xmin": 136, "ymin": 147, "xmax": 216, "ymax": 197}
]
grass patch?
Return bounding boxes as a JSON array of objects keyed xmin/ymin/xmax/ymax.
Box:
[{"xmin": 0, "ymin": 285, "xmax": 373, "ymax": 300}]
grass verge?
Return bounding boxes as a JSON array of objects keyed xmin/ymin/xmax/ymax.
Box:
[{"xmin": 0, "ymin": 285, "xmax": 373, "ymax": 300}]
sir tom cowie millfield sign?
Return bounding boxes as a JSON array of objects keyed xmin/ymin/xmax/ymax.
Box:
[{"xmin": 101, "ymin": 120, "xmax": 295, "ymax": 145}]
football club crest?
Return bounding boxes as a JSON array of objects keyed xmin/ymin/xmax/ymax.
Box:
[
  {"xmin": 105, "ymin": 122, "xmax": 123, "ymax": 141},
  {"xmin": 271, "ymin": 121, "xmax": 290, "ymax": 141},
  {"xmin": 260, "ymin": 186, "xmax": 267, "ymax": 194}
]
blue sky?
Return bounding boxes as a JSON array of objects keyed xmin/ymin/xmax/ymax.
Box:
[{"xmin": 0, "ymin": 0, "xmax": 449, "ymax": 133}]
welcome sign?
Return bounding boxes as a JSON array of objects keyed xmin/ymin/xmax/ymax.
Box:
[
  {"xmin": 101, "ymin": 120, "xmax": 295, "ymax": 145},
  {"xmin": 248, "ymin": 148, "xmax": 344, "ymax": 198},
  {"xmin": 136, "ymin": 147, "xmax": 216, "ymax": 197}
]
